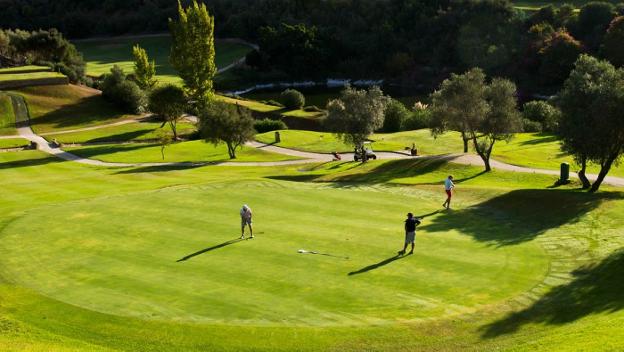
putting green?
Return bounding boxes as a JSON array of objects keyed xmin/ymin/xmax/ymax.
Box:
[{"xmin": 0, "ymin": 180, "xmax": 548, "ymax": 327}]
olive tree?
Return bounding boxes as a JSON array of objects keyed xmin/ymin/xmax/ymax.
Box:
[
  {"xmin": 148, "ymin": 84, "xmax": 187, "ymax": 140},
  {"xmin": 200, "ymin": 102, "xmax": 255, "ymax": 159},
  {"xmin": 324, "ymin": 85, "xmax": 389, "ymax": 153},
  {"xmin": 430, "ymin": 68, "xmax": 522, "ymax": 172},
  {"xmin": 558, "ymin": 54, "xmax": 624, "ymax": 192}
]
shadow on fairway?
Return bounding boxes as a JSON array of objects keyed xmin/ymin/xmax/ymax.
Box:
[
  {"xmin": 348, "ymin": 255, "xmax": 406, "ymax": 276},
  {"xmin": 177, "ymin": 238, "xmax": 245, "ymax": 262},
  {"xmin": 482, "ymin": 249, "xmax": 624, "ymax": 337},
  {"xmin": 115, "ymin": 163, "xmax": 206, "ymax": 174},
  {"xmin": 420, "ymin": 189, "xmax": 623, "ymax": 246},
  {"xmin": 0, "ymin": 155, "xmax": 62, "ymax": 169}
]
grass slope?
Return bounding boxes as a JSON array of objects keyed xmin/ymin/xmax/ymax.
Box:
[
  {"xmin": 0, "ymin": 151, "xmax": 622, "ymax": 350},
  {"xmin": 46, "ymin": 121, "xmax": 196, "ymax": 144},
  {"xmin": 0, "ymin": 65, "xmax": 51, "ymax": 74},
  {"xmin": 64, "ymin": 140, "xmax": 302, "ymax": 163},
  {"xmin": 0, "ymin": 93, "xmax": 16, "ymax": 136},
  {"xmin": 0, "ymin": 138, "xmax": 29, "ymax": 149},
  {"xmin": 13, "ymin": 85, "xmax": 139, "ymax": 133},
  {"xmin": 76, "ymin": 35, "xmax": 252, "ymax": 83}
]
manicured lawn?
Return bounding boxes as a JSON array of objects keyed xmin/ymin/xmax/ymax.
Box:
[
  {"xmin": 76, "ymin": 35, "xmax": 252, "ymax": 83},
  {"xmin": 64, "ymin": 140, "xmax": 302, "ymax": 163},
  {"xmin": 0, "ymin": 150, "xmax": 623, "ymax": 351},
  {"xmin": 0, "ymin": 138, "xmax": 28, "ymax": 149},
  {"xmin": 256, "ymin": 129, "xmax": 464, "ymax": 154},
  {"xmin": 0, "ymin": 93, "xmax": 16, "ymax": 135},
  {"xmin": 0, "ymin": 71, "xmax": 65, "ymax": 82},
  {"xmin": 14, "ymin": 84, "xmax": 139, "ymax": 133},
  {"xmin": 218, "ymin": 96, "xmax": 323, "ymax": 119},
  {"xmin": 46, "ymin": 121, "xmax": 197, "ymax": 144},
  {"xmin": 0, "ymin": 65, "xmax": 51, "ymax": 74}
]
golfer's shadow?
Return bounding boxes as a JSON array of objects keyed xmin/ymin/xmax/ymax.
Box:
[
  {"xmin": 348, "ymin": 255, "xmax": 406, "ymax": 276},
  {"xmin": 176, "ymin": 238, "xmax": 244, "ymax": 262}
]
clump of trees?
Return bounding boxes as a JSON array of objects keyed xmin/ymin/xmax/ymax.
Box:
[
  {"xmin": 558, "ymin": 54, "xmax": 624, "ymax": 192},
  {"xmin": 0, "ymin": 28, "xmax": 85, "ymax": 82},
  {"xmin": 200, "ymin": 102, "xmax": 256, "ymax": 159},
  {"xmin": 522, "ymin": 100, "xmax": 561, "ymax": 132},
  {"xmin": 148, "ymin": 84, "xmax": 187, "ymax": 140},
  {"xmin": 430, "ymin": 68, "xmax": 522, "ymax": 171},
  {"xmin": 325, "ymin": 85, "xmax": 390, "ymax": 157},
  {"xmin": 100, "ymin": 65, "xmax": 147, "ymax": 114}
]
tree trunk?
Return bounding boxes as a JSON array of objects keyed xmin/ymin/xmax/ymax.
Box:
[
  {"xmin": 227, "ymin": 142, "xmax": 236, "ymax": 159},
  {"xmin": 472, "ymin": 136, "xmax": 493, "ymax": 172},
  {"xmin": 589, "ymin": 156, "xmax": 616, "ymax": 193},
  {"xmin": 577, "ymin": 157, "xmax": 591, "ymax": 189},
  {"xmin": 461, "ymin": 131, "xmax": 469, "ymax": 153},
  {"xmin": 161, "ymin": 146, "xmax": 165, "ymax": 160},
  {"xmin": 169, "ymin": 120, "xmax": 178, "ymax": 140}
]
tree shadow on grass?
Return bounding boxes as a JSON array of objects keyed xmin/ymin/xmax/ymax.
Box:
[
  {"xmin": 66, "ymin": 143, "xmax": 153, "ymax": 158},
  {"xmin": 177, "ymin": 238, "xmax": 245, "ymax": 262},
  {"xmin": 30, "ymin": 95, "xmax": 132, "ymax": 130},
  {"xmin": 518, "ymin": 134, "xmax": 559, "ymax": 146},
  {"xmin": 114, "ymin": 163, "xmax": 207, "ymax": 174},
  {"xmin": 420, "ymin": 189, "xmax": 623, "ymax": 246},
  {"xmin": 85, "ymin": 129, "xmax": 153, "ymax": 143},
  {"xmin": 482, "ymin": 249, "xmax": 624, "ymax": 337},
  {"xmin": 0, "ymin": 155, "xmax": 62, "ymax": 169},
  {"xmin": 348, "ymin": 254, "xmax": 407, "ymax": 276}
]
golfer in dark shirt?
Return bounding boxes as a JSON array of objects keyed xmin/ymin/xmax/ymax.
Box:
[{"xmin": 399, "ymin": 213, "xmax": 420, "ymax": 255}]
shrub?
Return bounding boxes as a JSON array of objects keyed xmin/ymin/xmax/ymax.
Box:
[
  {"xmin": 253, "ymin": 118, "xmax": 288, "ymax": 133},
  {"xmin": 101, "ymin": 66, "xmax": 147, "ymax": 114},
  {"xmin": 522, "ymin": 118, "xmax": 543, "ymax": 132},
  {"xmin": 280, "ymin": 89, "xmax": 305, "ymax": 109},
  {"xmin": 262, "ymin": 100, "xmax": 284, "ymax": 107},
  {"xmin": 522, "ymin": 100, "xmax": 561, "ymax": 132},
  {"xmin": 381, "ymin": 99, "xmax": 409, "ymax": 132},
  {"xmin": 402, "ymin": 107, "xmax": 431, "ymax": 130}
]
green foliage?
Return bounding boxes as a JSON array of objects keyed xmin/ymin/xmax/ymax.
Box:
[
  {"xmin": 381, "ymin": 99, "xmax": 409, "ymax": 132},
  {"xmin": 148, "ymin": 84, "xmax": 187, "ymax": 140},
  {"xmin": 100, "ymin": 65, "xmax": 147, "ymax": 114},
  {"xmin": 200, "ymin": 101, "xmax": 255, "ymax": 159},
  {"xmin": 325, "ymin": 85, "xmax": 390, "ymax": 148},
  {"xmin": 558, "ymin": 54, "xmax": 624, "ymax": 192},
  {"xmin": 539, "ymin": 30, "xmax": 584, "ymax": 85},
  {"xmin": 169, "ymin": 0, "xmax": 216, "ymax": 104},
  {"xmin": 522, "ymin": 100, "xmax": 561, "ymax": 132},
  {"xmin": 431, "ymin": 68, "xmax": 522, "ymax": 171},
  {"xmin": 522, "ymin": 118, "xmax": 544, "ymax": 132},
  {"xmin": 576, "ymin": 1, "xmax": 617, "ymax": 50},
  {"xmin": 280, "ymin": 89, "xmax": 305, "ymax": 109},
  {"xmin": 601, "ymin": 16, "xmax": 624, "ymax": 67},
  {"xmin": 253, "ymin": 118, "xmax": 287, "ymax": 133},
  {"xmin": 403, "ymin": 104, "xmax": 432, "ymax": 131},
  {"xmin": 384, "ymin": 52, "xmax": 413, "ymax": 77},
  {"xmin": 132, "ymin": 44, "xmax": 156, "ymax": 90},
  {"xmin": 156, "ymin": 129, "xmax": 173, "ymax": 160}
]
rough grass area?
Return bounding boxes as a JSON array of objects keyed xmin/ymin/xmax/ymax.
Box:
[
  {"xmin": 0, "ymin": 93, "xmax": 16, "ymax": 135},
  {"xmin": 46, "ymin": 121, "xmax": 197, "ymax": 144},
  {"xmin": 0, "ymin": 138, "xmax": 28, "ymax": 149},
  {"xmin": 218, "ymin": 96, "xmax": 323, "ymax": 120},
  {"xmin": 13, "ymin": 84, "xmax": 139, "ymax": 133},
  {"xmin": 76, "ymin": 35, "xmax": 252, "ymax": 83},
  {"xmin": 64, "ymin": 140, "xmax": 302, "ymax": 163},
  {"xmin": 0, "ymin": 151, "xmax": 622, "ymax": 351}
]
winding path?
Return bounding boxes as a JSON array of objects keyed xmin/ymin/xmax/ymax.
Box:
[{"xmin": 6, "ymin": 92, "xmax": 624, "ymax": 186}]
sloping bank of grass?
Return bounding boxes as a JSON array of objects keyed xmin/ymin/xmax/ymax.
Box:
[
  {"xmin": 64, "ymin": 140, "xmax": 302, "ymax": 163},
  {"xmin": 0, "ymin": 151, "xmax": 622, "ymax": 351}
]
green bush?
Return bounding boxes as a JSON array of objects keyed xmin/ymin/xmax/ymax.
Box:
[
  {"xmin": 522, "ymin": 100, "xmax": 561, "ymax": 132},
  {"xmin": 101, "ymin": 65, "xmax": 147, "ymax": 114},
  {"xmin": 522, "ymin": 118, "xmax": 543, "ymax": 132},
  {"xmin": 262, "ymin": 100, "xmax": 284, "ymax": 107},
  {"xmin": 253, "ymin": 118, "xmax": 288, "ymax": 133},
  {"xmin": 382, "ymin": 100, "xmax": 409, "ymax": 132},
  {"xmin": 402, "ymin": 108, "xmax": 431, "ymax": 130},
  {"xmin": 280, "ymin": 89, "xmax": 305, "ymax": 109}
]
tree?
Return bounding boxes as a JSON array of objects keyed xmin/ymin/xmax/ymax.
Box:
[
  {"xmin": 200, "ymin": 102, "xmax": 255, "ymax": 159},
  {"xmin": 132, "ymin": 44, "xmax": 156, "ymax": 90},
  {"xmin": 280, "ymin": 89, "xmax": 305, "ymax": 109},
  {"xmin": 558, "ymin": 54, "xmax": 624, "ymax": 192},
  {"xmin": 148, "ymin": 84, "xmax": 187, "ymax": 140},
  {"xmin": 522, "ymin": 100, "xmax": 561, "ymax": 132},
  {"xmin": 430, "ymin": 68, "xmax": 488, "ymax": 153},
  {"xmin": 169, "ymin": 0, "xmax": 216, "ymax": 105},
  {"xmin": 539, "ymin": 30, "xmax": 584, "ymax": 85},
  {"xmin": 100, "ymin": 65, "xmax": 147, "ymax": 114},
  {"xmin": 601, "ymin": 16, "xmax": 624, "ymax": 67},
  {"xmin": 382, "ymin": 99, "xmax": 410, "ymax": 132},
  {"xmin": 430, "ymin": 68, "xmax": 522, "ymax": 171},
  {"xmin": 576, "ymin": 1, "xmax": 616, "ymax": 51},
  {"xmin": 325, "ymin": 86, "xmax": 390, "ymax": 153}
]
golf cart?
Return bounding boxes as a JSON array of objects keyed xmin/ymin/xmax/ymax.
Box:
[{"xmin": 354, "ymin": 142, "xmax": 377, "ymax": 161}]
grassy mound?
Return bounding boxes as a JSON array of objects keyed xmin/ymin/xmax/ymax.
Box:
[
  {"xmin": 46, "ymin": 121, "xmax": 197, "ymax": 144},
  {"xmin": 0, "ymin": 138, "xmax": 29, "ymax": 149}
]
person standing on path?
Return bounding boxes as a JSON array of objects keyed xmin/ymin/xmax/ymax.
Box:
[
  {"xmin": 399, "ymin": 213, "xmax": 420, "ymax": 255},
  {"xmin": 443, "ymin": 175, "xmax": 455, "ymax": 209},
  {"xmin": 240, "ymin": 204, "xmax": 253, "ymax": 239}
]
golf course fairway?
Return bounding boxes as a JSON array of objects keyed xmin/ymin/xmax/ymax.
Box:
[{"xmin": 0, "ymin": 180, "xmax": 547, "ymax": 326}]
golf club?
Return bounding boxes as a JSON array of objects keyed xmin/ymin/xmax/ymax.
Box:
[{"xmin": 298, "ymin": 249, "xmax": 349, "ymax": 260}]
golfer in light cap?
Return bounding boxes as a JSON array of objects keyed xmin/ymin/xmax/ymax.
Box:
[{"xmin": 240, "ymin": 204, "xmax": 253, "ymax": 239}]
